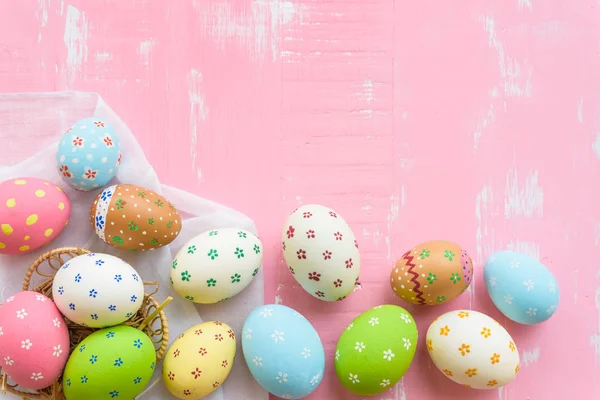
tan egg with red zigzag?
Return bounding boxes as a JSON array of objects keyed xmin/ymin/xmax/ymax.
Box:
[{"xmin": 390, "ymin": 240, "xmax": 473, "ymax": 305}]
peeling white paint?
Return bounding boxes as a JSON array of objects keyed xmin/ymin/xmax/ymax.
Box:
[
  {"xmin": 394, "ymin": 378, "xmax": 408, "ymax": 400},
  {"xmin": 578, "ymin": 98, "xmax": 584, "ymax": 122},
  {"xmin": 96, "ymin": 52, "xmax": 113, "ymax": 62},
  {"xmin": 518, "ymin": 0, "xmax": 533, "ymax": 12},
  {"xmin": 358, "ymin": 79, "xmax": 375, "ymax": 103},
  {"xmin": 506, "ymin": 240, "xmax": 540, "ymax": 260},
  {"xmin": 188, "ymin": 69, "xmax": 209, "ymax": 174},
  {"xmin": 592, "ymin": 287, "xmax": 600, "ymax": 360},
  {"xmin": 139, "ymin": 38, "xmax": 155, "ymax": 66},
  {"xmin": 194, "ymin": 0, "xmax": 300, "ymax": 62},
  {"xmin": 63, "ymin": 5, "xmax": 88, "ymax": 86},
  {"xmin": 37, "ymin": 0, "xmax": 49, "ymax": 43},
  {"xmin": 474, "ymin": 103, "xmax": 495, "ymax": 149},
  {"xmin": 504, "ymin": 165, "xmax": 544, "ymax": 218},
  {"xmin": 521, "ymin": 347, "xmax": 540, "ymax": 367}
]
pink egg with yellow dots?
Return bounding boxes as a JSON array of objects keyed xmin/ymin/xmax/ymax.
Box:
[{"xmin": 0, "ymin": 177, "xmax": 71, "ymax": 255}]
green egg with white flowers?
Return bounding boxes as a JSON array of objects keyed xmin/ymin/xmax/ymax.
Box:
[
  {"xmin": 62, "ymin": 325, "xmax": 156, "ymax": 400},
  {"xmin": 334, "ymin": 305, "xmax": 418, "ymax": 395}
]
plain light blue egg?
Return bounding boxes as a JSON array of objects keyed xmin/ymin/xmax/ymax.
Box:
[
  {"xmin": 56, "ymin": 117, "xmax": 122, "ymax": 192},
  {"xmin": 241, "ymin": 304, "xmax": 325, "ymax": 400},
  {"xmin": 484, "ymin": 251, "xmax": 560, "ymax": 325}
]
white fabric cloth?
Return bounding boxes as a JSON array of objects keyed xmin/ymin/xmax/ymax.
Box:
[{"xmin": 0, "ymin": 92, "xmax": 268, "ymax": 400}]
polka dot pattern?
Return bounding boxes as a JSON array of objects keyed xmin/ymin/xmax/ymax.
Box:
[{"xmin": 0, "ymin": 177, "xmax": 71, "ymax": 255}]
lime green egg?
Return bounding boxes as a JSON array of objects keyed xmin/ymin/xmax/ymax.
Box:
[
  {"xmin": 334, "ymin": 305, "xmax": 418, "ymax": 396},
  {"xmin": 62, "ymin": 325, "xmax": 156, "ymax": 400}
]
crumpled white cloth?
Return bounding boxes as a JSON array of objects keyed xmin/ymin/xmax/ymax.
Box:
[{"xmin": 0, "ymin": 92, "xmax": 268, "ymax": 400}]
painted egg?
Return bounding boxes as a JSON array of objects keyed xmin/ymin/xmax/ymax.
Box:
[
  {"xmin": 334, "ymin": 305, "xmax": 418, "ymax": 396},
  {"xmin": 90, "ymin": 184, "xmax": 181, "ymax": 251},
  {"xmin": 0, "ymin": 177, "xmax": 71, "ymax": 255},
  {"xmin": 0, "ymin": 291, "xmax": 70, "ymax": 390},
  {"xmin": 484, "ymin": 251, "xmax": 559, "ymax": 324},
  {"xmin": 162, "ymin": 321, "xmax": 236, "ymax": 399},
  {"xmin": 282, "ymin": 205, "xmax": 360, "ymax": 302},
  {"xmin": 242, "ymin": 304, "xmax": 325, "ymax": 399},
  {"xmin": 426, "ymin": 310, "xmax": 520, "ymax": 389},
  {"xmin": 171, "ymin": 228, "xmax": 263, "ymax": 304},
  {"xmin": 51, "ymin": 253, "xmax": 145, "ymax": 328},
  {"xmin": 62, "ymin": 325, "xmax": 156, "ymax": 399},
  {"xmin": 390, "ymin": 240, "xmax": 473, "ymax": 305},
  {"xmin": 56, "ymin": 117, "xmax": 122, "ymax": 192}
]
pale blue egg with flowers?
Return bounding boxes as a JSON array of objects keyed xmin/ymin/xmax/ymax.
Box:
[
  {"xmin": 484, "ymin": 250, "xmax": 559, "ymax": 325},
  {"xmin": 56, "ymin": 117, "xmax": 122, "ymax": 192},
  {"xmin": 242, "ymin": 304, "xmax": 325, "ymax": 399}
]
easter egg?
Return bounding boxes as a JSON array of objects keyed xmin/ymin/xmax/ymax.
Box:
[
  {"xmin": 334, "ymin": 305, "xmax": 418, "ymax": 395},
  {"xmin": 426, "ymin": 310, "xmax": 520, "ymax": 389},
  {"xmin": 242, "ymin": 304, "xmax": 325, "ymax": 399},
  {"xmin": 484, "ymin": 251, "xmax": 559, "ymax": 324},
  {"xmin": 56, "ymin": 117, "xmax": 122, "ymax": 192},
  {"xmin": 171, "ymin": 228, "xmax": 263, "ymax": 304},
  {"xmin": 0, "ymin": 291, "xmax": 69, "ymax": 390},
  {"xmin": 90, "ymin": 184, "xmax": 181, "ymax": 251},
  {"xmin": 162, "ymin": 321, "xmax": 236, "ymax": 399},
  {"xmin": 62, "ymin": 325, "xmax": 156, "ymax": 400},
  {"xmin": 390, "ymin": 240, "xmax": 473, "ymax": 305},
  {"xmin": 0, "ymin": 177, "xmax": 71, "ymax": 255},
  {"xmin": 282, "ymin": 205, "xmax": 360, "ymax": 302},
  {"xmin": 51, "ymin": 253, "xmax": 145, "ymax": 328}
]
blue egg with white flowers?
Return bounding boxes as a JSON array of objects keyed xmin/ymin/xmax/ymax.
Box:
[
  {"xmin": 242, "ymin": 304, "xmax": 325, "ymax": 399},
  {"xmin": 56, "ymin": 117, "xmax": 122, "ymax": 192},
  {"xmin": 484, "ymin": 251, "xmax": 559, "ymax": 325}
]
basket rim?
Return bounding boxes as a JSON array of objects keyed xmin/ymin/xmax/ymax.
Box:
[{"xmin": 1, "ymin": 246, "xmax": 170, "ymax": 399}]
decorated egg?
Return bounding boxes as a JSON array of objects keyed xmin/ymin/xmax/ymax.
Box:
[
  {"xmin": 334, "ymin": 305, "xmax": 418, "ymax": 395},
  {"xmin": 282, "ymin": 205, "xmax": 360, "ymax": 301},
  {"xmin": 62, "ymin": 325, "xmax": 156, "ymax": 399},
  {"xmin": 0, "ymin": 177, "xmax": 71, "ymax": 255},
  {"xmin": 426, "ymin": 310, "xmax": 520, "ymax": 389},
  {"xmin": 90, "ymin": 184, "xmax": 181, "ymax": 251},
  {"xmin": 56, "ymin": 117, "xmax": 122, "ymax": 192},
  {"xmin": 51, "ymin": 253, "xmax": 145, "ymax": 328},
  {"xmin": 242, "ymin": 304, "xmax": 325, "ymax": 399},
  {"xmin": 162, "ymin": 321, "xmax": 236, "ymax": 399},
  {"xmin": 171, "ymin": 228, "xmax": 263, "ymax": 304},
  {"xmin": 0, "ymin": 291, "xmax": 69, "ymax": 390},
  {"xmin": 390, "ymin": 240, "xmax": 473, "ymax": 305},
  {"xmin": 484, "ymin": 251, "xmax": 559, "ymax": 324}
]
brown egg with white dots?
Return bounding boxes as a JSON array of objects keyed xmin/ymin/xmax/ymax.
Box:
[{"xmin": 90, "ymin": 184, "xmax": 181, "ymax": 251}]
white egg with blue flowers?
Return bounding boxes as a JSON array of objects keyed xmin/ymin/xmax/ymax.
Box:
[
  {"xmin": 484, "ymin": 250, "xmax": 559, "ymax": 325},
  {"xmin": 56, "ymin": 117, "xmax": 122, "ymax": 192},
  {"xmin": 242, "ymin": 304, "xmax": 325, "ymax": 399}
]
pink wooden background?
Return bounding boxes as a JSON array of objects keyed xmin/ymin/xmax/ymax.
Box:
[{"xmin": 1, "ymin": 0, "xmax": 598, "ymax": 398}]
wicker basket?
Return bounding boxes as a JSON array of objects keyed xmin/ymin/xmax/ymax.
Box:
[{"xmin": 0, "ymin": 247, "xmax": 171, "ymax": 400}]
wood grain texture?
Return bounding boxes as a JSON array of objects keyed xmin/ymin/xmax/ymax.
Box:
[{"xmin": 1, "ymin": 0, "xmax": 599, "ymax": 398}]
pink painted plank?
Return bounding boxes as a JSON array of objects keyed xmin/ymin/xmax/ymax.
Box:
[{"xmin": 1, "ymin": 0, "xmax": 599, "ymax": 398}]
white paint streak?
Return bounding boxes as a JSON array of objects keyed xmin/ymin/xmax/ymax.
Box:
[
  {"xmin": 506, "ymin": 240, "xmax": 540, "ymax": 260},
  {"xmin": 194, "ymin": 0, "xmax": 299, "ymax": 62},
  {"xmin": 504, "ymin": 165, "xmax": 544, "ymax": 218},
  {"xmin": 518, "ymin": 0, "xmax": 533, "ymax": 12},
  {"xmin": 188, "ymin": 69, "xmax": 209, "ymax": 174},
  {"xmin": 63, "ymin": 5, "xmax": 88, "ymax": 85},
  {"xmin": 96, "ymin": 52, "xmax": 113, "ymax": 62},
  {"xmin": 578, "ymin": 98, "xmax": 584, "ymax": 123},
  {"xmin": 591, "ymin": 284, "xmax": 600, "ymax": 360},
  {"xmin": 394, "ymin": 378, "xmax": 407, "ymax": 400},
  {"xmin": 593, "ymin": 134, "xmax": 600, "ymax": 159},
  {"xmin": 37, "ymin": 0, "xmax": 49, "ymax": 43},
  {"xmin": 476, "ymin": 184, "xmax": 496, "ymax": 310},
  {"xmin": 474, "ymin": 102, "xmax": 495, "ymax": 149},
  {"xmin": 139, "ymin": 39, "xmax": 155, "ymax": 67},
  {"xmin": 521, "ymin": 347, "xmax": 540, "ymax": 367}
]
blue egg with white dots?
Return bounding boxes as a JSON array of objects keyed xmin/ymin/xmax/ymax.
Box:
[
  {"xmin": 56, "ymin": 117, "xmax": 122, "ymax": 192},
  {"xmin": 242, "ymin": 304, "xmax": 325, "ymax": 399},
  {"xmin": 484, "ymin": 251, "xmax": 560, "ymax": 325}
]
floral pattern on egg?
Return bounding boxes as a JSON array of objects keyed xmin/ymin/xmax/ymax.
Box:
[
  {"xmin": 56, "ymin": 117, "xmax": 122, "ymax": 192},
  {"xmin": 390, "ymin": 240, "xmax": 473, "ymax": 306},
  {"xmin": 0, "ymin": 177, "xmax": 71, "ymax": 255}
]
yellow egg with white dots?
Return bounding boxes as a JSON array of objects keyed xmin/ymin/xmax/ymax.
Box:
[{"xmin": 0, "ymin": 177, "xmax": 71, "ymax": 255}]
